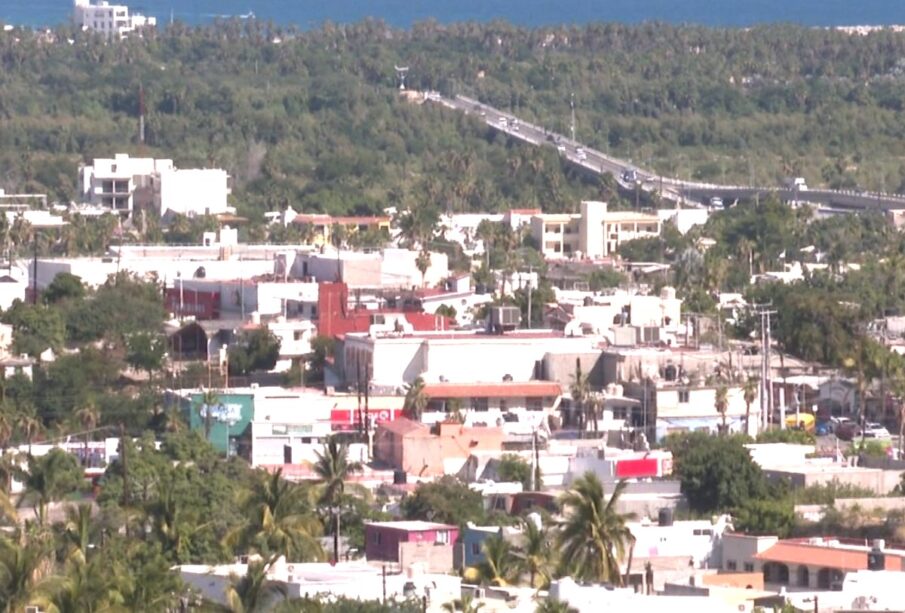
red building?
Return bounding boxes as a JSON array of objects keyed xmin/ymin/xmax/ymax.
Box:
[{"xmin": 317, "ymin": 282, "xmax": 451, "ymax": 338}]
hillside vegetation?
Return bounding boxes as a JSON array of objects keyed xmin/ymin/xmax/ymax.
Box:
[{"xmin": 3, "ymin": 21, "xmax": 905, "ymax": 220}]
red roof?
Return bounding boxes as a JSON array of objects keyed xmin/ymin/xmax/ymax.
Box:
[
  {"xmin": 755, "ymin": 539, "xmax": 904, "ymax": 571},
  {"xmin": 508, "ymin": 208, "xmax": 542, "ymax": 215},
  {"xmin": 422, "ymin": 381, "xmax": 562, "ymax": 399}
]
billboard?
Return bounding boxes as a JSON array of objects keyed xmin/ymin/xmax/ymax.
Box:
[{"xmin": 329, "ymin": 408, "xmax": 402, "ymax": 431}]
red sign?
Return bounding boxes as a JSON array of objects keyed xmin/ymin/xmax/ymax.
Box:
[
  {"xmin": 615, "ymin": 458, "xmax": 659, "ymax": 479},
  {"xmin": 329, "ymin": 408, "xmax": 402, "ymax": 431}
]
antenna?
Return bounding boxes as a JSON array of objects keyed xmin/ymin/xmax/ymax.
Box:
[{"xmin": 394, "ymin": 65, "xmax": 409, "ymax": 91}]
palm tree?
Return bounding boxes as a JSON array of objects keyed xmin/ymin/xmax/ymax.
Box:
[
  {"xmin": 535, "ymin": 599, "xmax": 578, "ymax": 613},
  {"xmin": 313, "ymin": 436, "xmax": 362, "ymax": 563},
  {"xmin": 16, "ymin": 410, "xmax": 42, "ymax": 456},
  {"xmin": 0, "ymin": 535, "xmax": 54, "ymax": 613},
  {"xmin": 62, "ymin": 504, "xmax": 93, "ymax": 565},
  {"xmin": 476, "ymin": 534, "xmax": 519, "ymax": 587},
  {"xmin": 569, "ymin": 359, "xmax": 590, "ymax": 432},
  {"xmin": 416, "ymin": 249, "xmax": 432, "ymax": 287},
  {"xmin": 557, "ymin": 473, "xmax": 636, "ymax": 586},
  {"xmin": 223, "ymin": 556, "xmax": 288, "ymax": 613},
  {"xmin": 73, "ymin": 405, "xmax": 99, "ymax": 467},
  {"xmin": 38, "ymin": 557, "xmax": 122, "ymax": 613},
  {"xmin": 16, "ymin": 449, "xmax": 83, "ymax": 526},
  {"xmin": 714, "ymin": 384, "xmax": 729, "ymax": 435},
  {"xmin": 402, "ymin": 377, "xmax": 429, "ymax": 421},
  {"xmin": 515, "ymin": 519, "xmax": 553, "ymax": 589},
  {"xmin": 199, "ymin": 388, "xmax": 220, "ymax": 442},
  {"xmin": 743, "ymin": 377, "xmax": 758, "ymax": 436},
  {"xmin": 442, "ymin": 593, "xmax": 485, "ymax": 613},
  {"xmin": 226, "ymin": 469, "xmax": 323, "ymax": 562}
]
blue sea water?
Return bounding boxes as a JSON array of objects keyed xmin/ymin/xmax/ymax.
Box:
[{"xmin": 4, "ymin": 0, "xmax": 905, "ymax": 30}]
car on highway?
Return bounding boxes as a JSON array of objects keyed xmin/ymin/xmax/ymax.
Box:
[
  {"xmin": 863, "ymin": 422, "xmax": 891, "ymax": 439},
  {"xmin": 622, "ymin": 169, "xmax": 637, "ymax": 183}
]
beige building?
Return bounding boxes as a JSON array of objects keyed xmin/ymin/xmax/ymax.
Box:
[{"xmin": 530, "ymin": 201, "xmax": 661, "ymax": 260}]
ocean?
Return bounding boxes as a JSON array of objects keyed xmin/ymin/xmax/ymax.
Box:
[{"xmin": 4, "ymin": 0, "xmax": 905, "ymax": 30}]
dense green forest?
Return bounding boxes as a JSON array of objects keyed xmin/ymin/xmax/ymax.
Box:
[{"xmin": 4, "ymin": 20, "xmax": 905, "ymax": 222}]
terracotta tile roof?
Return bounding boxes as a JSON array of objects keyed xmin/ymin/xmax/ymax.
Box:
[
  {"xmin": 377, "ymin": 417, "xmax": 431, "ymax": 437},
  {"xmin": 755, "ymin": 541, "xmax": 904, "ymax": 571},
  {"xmin": 507, "ymin": 208, "xmax": 542, "ymax": 215},
  {"xmin": 421, "ymin": 381, "xmax": 562, "ymax": 399}
]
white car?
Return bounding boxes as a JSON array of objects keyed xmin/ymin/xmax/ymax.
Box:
[{"xmin": 863, "ymin": 423, "xmax": 891, "ymax": 438}]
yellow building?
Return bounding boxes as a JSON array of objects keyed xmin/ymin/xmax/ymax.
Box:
[{"xmin": 291, "ymin": 213, "xmax": 391, "ymax": 246}]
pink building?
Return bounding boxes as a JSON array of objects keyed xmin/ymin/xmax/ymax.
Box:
[{"xmin": 364, "ymin": 520, "xmax": 459, "ymax": 569}]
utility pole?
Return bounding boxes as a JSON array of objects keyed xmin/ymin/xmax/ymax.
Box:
[
  {"xmin": 569, "ymin": 92, "xmax": 576, "ymax": 142},
  {"xmin": 753, "ymin": 304, "xmax": 777, "ymax": 432},
  {"xmin": 526, "ymin": 265, "xmax": 533, "ymax": 329}
]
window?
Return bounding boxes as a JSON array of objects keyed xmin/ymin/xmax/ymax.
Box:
[
  {"xmin": 499, "ymin": 399, "xmax": 508, "ymax": 412},
  {"xmin": 372, "ymin": 532, "xmax": 382, "ymax": 545},
  {"xmin": 613, "ymin": 407, "xmax": 627, "ymax": 420},
  {"xmin": 435, "ymin": 531, "xmax": 450, "ymax": 545},
  {"xmin": 471, "ymin": 398, "xmax": 489, "ymax": 412},
  {"xmin": 744, "ymin": 563, "xmax": 754, "ymax": 572},
  {"xmin": 471, "ymin": 542, "xmax": 481, "ymax": 556},
  {"xmin": 294, "ymin": 331, "xmax": 304, "ymax": 341},
  {"xmin": 526, "ymin": 398, "xmax": 543, "ymax": 412},
  {"xmin": 727, "ymin": 560, "xmax": 737, "ymax": 571},
  {"xmin": 678, "ymin": 390, "xmax": 690, "ymax": 403}
]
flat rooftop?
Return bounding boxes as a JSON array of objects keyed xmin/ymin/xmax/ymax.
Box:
[{"xmin": 364, "ymin": 520, "xmax": 457, "ymax": 531}]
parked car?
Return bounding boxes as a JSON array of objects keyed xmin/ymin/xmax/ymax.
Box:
[
  {"xmin": 863, "ymin": 422, "xmax": 891, "ymax": 439},
  {"xmin": 834, "ymin": 418, "xmax": 861, "ymax": 441}
]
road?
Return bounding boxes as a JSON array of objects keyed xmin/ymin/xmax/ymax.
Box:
[{"xmin": 431, "ymin": 93, "xmax": 905, "ymax": 211}]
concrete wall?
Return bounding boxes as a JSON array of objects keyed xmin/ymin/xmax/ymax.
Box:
[
  {"xmin": 159, "ymin": 168, "xmax": 229, "ymax": 217},
  {"xmin": 542, "ymin": 352, "xmax": 604, "ymax": 387},
  {"xmin": 721, "ymin": 534, "xmax": 778, "ymax": 573},
  {"xmin": 764, "ymin": 468, "xmax": 902, "ymax": 495},
  {"xmin": 398, "ymin": 541, "xmax": 455, "ymax": 573}
]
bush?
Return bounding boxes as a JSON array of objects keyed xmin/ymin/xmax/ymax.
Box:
[{"xmin": 756, "ymin": 428, "xmax": 815, "ymax": 445}]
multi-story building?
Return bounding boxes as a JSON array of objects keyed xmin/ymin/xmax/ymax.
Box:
[
  {"xmin": 78, "ymin": 154, "xmax": 230, "ymax": 219},
  {"xmin": 291, "ymin": 213, "xmax": 391, "ymax": 246},
  {"xmin": 529, "ymin": 201, "xmax": 661, "ymax": 260},
  {"xmin": 73, "ymin": 0, "xmax": 156, "ymax": 37}
]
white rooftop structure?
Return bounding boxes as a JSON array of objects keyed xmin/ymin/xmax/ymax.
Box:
[
  {"xmin": 178, "ymin": 558, "xmax": 461, "ymax": 610},
  {"xmin": 73, "ymin": 0, "xmax": 156, "ymax": 37}
]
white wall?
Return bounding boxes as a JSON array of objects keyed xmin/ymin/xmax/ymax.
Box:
[{"xmin": 159, "ymin": 168, "xmax": 230, "ymax": 217}]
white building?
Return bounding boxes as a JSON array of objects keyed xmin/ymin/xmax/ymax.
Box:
[
  {"xmin": 78, "ymin": 154, "xmax": 230, "ymax": 219},
  {"xmin": 548, "ymin": 286, "xmax": 682, "ymax": 342},
  {"xmin": 159, "ymin": 167, "xmax": 231, "ymax": 218},
  {"xmin": 530, "ymin": 201, "xmax": 661, "ymax": 260},
  {"xmin": 657, "ymin": 208, "xmax": 710, "ymax": 235},
  {"xmin": 73, "ymin": 0, "xmax": 156, "ymax": 37},
  {"xmin": 341, "ymin": 329, "xmax": 598, "ymax": 389},
  {"xmin": 177, "ymin": 558, "xmax": 461, "ymax": 611}
]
